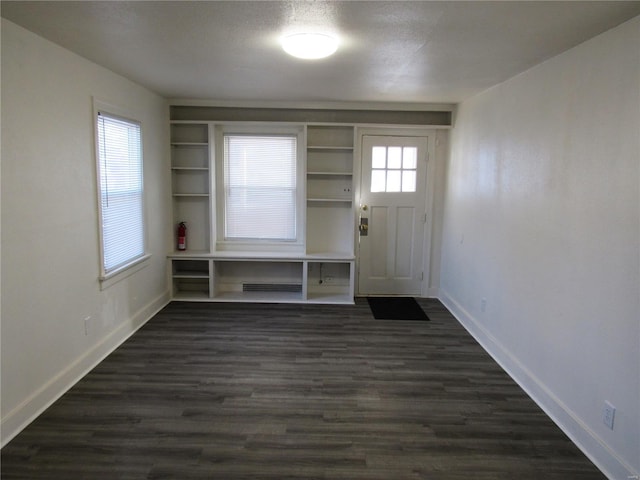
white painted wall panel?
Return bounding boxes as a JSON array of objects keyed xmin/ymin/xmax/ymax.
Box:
[
  {"xmin": 441, "ymin": 16, "xmax": 640, "ymax": 478},
  {"xmin": 1, "ymin": 19, "xmax": 171, "ymax": 444}
]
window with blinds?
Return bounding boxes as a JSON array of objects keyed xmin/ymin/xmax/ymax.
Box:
[
  {"xmin": 223, "ymin": 135, "xmax": 297, "ymax": 241},
  {"xmin": 96, "ymin": 111, "xmax": 145, "ymax": 276}
]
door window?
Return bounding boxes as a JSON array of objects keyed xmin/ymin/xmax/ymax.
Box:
[{"xmin": 370, "ymin": 146, "xmax": 417, "ymax": 193}]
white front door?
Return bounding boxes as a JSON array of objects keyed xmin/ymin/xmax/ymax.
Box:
[{"xmin": 357, "ymin": 135, "xmax": 429, "ymax": 296}]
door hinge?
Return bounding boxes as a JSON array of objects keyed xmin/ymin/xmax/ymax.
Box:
[
  {"xmin": 420, "ymin": 272, "xmax": 424, "ymax": 281},
  {"xmin": 424, "ymin": 213, "xmax": 427, "ymax": 223}
]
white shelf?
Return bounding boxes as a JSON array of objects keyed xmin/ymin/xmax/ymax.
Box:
[
  {"xmin": 172, "ymin": 291, "xmax": 211, "ymax": 301},
  {"xmin": 307, "ymin": 171, "xmax": 352, "ymax": 176},
  {"xmin": 169, "ymin": 251, "xmax": 353, "ymax": 261},
  {"xmin": 307, "ymin": 197, "xmax": 352, "ymax": 203},
  {"xmin": 211, "ymin": 291, "xmax": 304, "ymax": 303},
  {"xmin": 171, "ymin": 167, "xmax": 209, "ymax": 171},
  {"xmin": 307, "ymin": 145, "xmax": 354, "ymax": 151},
  {"xmin": 303, "ymin": 252, "xmax": 355, "ymax": 261},
  {"xmin": 210, "ymin": 251, "xmax": 307, "ymax": 261},
  {"xmin": 169, "ymin": 250, "xmax": 211, "ymax": 257},
  {"xmin": 173, "ymin": 273, "xmax": 209, "ymax": 279}
]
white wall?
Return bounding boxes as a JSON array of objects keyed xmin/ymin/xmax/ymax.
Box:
[
  {"xmin": 1, "ymin": 20, "xmax": 171, "ymax": 445},
  {"xmin": 441, "ymin": 16, "xmax": 639, "ymax": 479}
]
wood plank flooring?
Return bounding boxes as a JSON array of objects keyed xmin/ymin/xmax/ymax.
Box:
[{"xmin": 1, "ymin": 299, "xmax": 606, "ymax": 479}]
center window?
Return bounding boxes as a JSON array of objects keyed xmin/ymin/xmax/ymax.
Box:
[{"xmin": 223, "ymin": 134, "xmax": 298, "ymax": 241}]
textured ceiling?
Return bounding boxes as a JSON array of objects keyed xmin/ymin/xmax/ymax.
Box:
[{"xmin": 3, "ymin": 1, "xmax": 640, "ymax": 105}]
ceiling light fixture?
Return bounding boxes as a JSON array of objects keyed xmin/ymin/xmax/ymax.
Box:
[{"xmin": 281, "ymin": 33, "xmax": 339, "ymax": 60}]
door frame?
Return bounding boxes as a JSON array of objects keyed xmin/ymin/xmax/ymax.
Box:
[{"xmin": 354, "ymin": 126, "xmax": 437, "ymax": 298}]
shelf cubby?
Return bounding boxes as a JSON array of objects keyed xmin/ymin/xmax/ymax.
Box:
[
  {"xmin": 306, "ymin": 125, "xmax": 354, "ymax": 149},
  {"xmin": 172, "ymin": 168, "xmax": 209, "ymax": 196},
  {"xmin": 171, "ymin": 123, "xmax": 209, "ymax": 144},
  {"xmin": 306, "ymin": 260, "xmax": 354, "ymax": 304},
  {"xmin": 172, "ymin": 196, "xmax": 210, "ymax": 253},
  {"xmin": 306, "ymin": 173, "xmax": 352, "ymax": 202},
  {"xmin": 171, "ymin": 144, "xmax": 209, "ymax": 169},
  {"xmin": 213, "ymin": 259, "xmax": 304, "ymax": 303}
]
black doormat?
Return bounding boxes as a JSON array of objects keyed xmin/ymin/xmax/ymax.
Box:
[{"xmin": 366, "ymin": 297, "xmax": 430, "ymax": 321}]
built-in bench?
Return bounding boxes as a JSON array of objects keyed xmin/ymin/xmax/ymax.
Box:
[{"xmin": 169, "ymin": 251, "xmax": 355, "ymax": 304}]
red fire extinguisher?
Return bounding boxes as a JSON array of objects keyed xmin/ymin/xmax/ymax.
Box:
[{"xmin": 177, "ymin": 222, "xmax": 187, "ymax": 251}]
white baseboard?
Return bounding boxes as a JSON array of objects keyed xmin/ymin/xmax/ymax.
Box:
[
  {"xmin": 438, "ymin": 289, "xmax": 638, "ymax": 480},
  {"xmin": 1, "ymin": 290, "xmax": 171, "ymax": 447},
  {"xmin": 424, "ymin": 286, "xmax": 440, "ymax": 298}
]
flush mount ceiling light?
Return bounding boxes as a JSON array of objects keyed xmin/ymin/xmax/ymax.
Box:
[{"xmin": 281, "ymin": 33, "xmax": 339, "ymax": 60}]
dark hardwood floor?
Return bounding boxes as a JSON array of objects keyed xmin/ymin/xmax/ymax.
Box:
[{"xmin": 1, "ymin": 299, "xmax": 606, "ymax": 479}]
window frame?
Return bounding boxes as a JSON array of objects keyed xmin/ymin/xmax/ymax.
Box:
[
  {"xmin": 214, "ymin": 124, "xmax": 305, "ymax": 253},
  {"xmin": 94, "ymin": 99, "xmax": 150, "ymax": 288}
]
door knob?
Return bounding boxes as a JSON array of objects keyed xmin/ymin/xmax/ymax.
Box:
[{"xmin": 361, "ymin": 204, "xmax": 368, "ymax": 211}]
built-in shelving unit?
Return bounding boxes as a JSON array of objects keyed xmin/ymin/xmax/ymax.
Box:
[
  {"xmin": 306, "ymin": 125, "xmax": 355, "ymax": 256},
  {"xmin": 170, "ymin": 122, "xmax": 211, "ymax": 254},
  {"xmin": 168, "ymin": 121, "xmax": 356, "ymax": 304},
  {"xmin": 168, "ymin": 253, "xmax": 354, "ymax": 304}
]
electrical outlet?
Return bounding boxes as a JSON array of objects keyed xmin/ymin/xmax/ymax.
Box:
[
  {"xmin": 84, "ymin": 316, "xmax": 91, "ymax": 336},
  {"xmin": 481, "ymin": 298, "xmax": 487, "ymax": 312},
  {"xmin": 603, "ymin": 401, "xmax": 615, "ymax": 430}
]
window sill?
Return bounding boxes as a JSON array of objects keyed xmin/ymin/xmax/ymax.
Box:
[
  {"xmin": 99, "ymin": 254, "xmax": 151, "ymax": 290},
  {"xmin": 215, "ymin": 240, "xmax": 305, "ymax": 254}
]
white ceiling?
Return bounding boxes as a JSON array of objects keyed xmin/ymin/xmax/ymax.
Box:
[{"xmin": 3, "ymin": 1, "xmax": 640, "ymax": 105}]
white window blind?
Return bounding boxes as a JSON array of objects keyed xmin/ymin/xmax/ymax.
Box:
[
  {"xmin": 224, "ymin": 135, "xmax": 297, "ymax": 241},
  {"xmin": 96, "ymin": 112, "xmax": 145, "ymax": 275}
]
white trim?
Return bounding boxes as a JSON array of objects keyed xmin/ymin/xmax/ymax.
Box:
[
  {"xmin": 1, "ymin": 291, "xmax": 170, "ymax": 448},
  {"xmin": 421, "ymin": 132, "xmax": 437, "ymax": 298},
  {"xmin": 439, "ymin": 288, "xmax": 638, "ymax": 480},
  {"xmin": 99, "ymin": 253, "xmax": 151, "ymax": 290},
  {"xmin": 354, "ymin": 127, "xmax": 437, "ymax": 297},
  {"xmin": 424, "ymin": 286, "xmax": 440, "ymax": 298},
  {"xmin": 168, "ymin": 251, "xmax": 355, "ymax": 261},
  {"xmin": 93, "ymin": 98, "xmax": 148, "ymax": 282},
  {"xmin": 172, "ymin": 119, "xmax": 453, "ymax": 131},
  {"xmin": 168, "ymin": 98, "xmax": 456, "ymax": 112},
  {"xmin": 213, "ymin": 124, "xmax": 305, "ymax": 252}
]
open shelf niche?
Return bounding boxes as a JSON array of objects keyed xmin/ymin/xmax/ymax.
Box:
[
  {"xmin": 306, "ymin": 125, "xmax": 355, "ymax": 257},
  {"xmin": 170, "ymin": 121, "xmax": 212, "ymax": 255}
]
